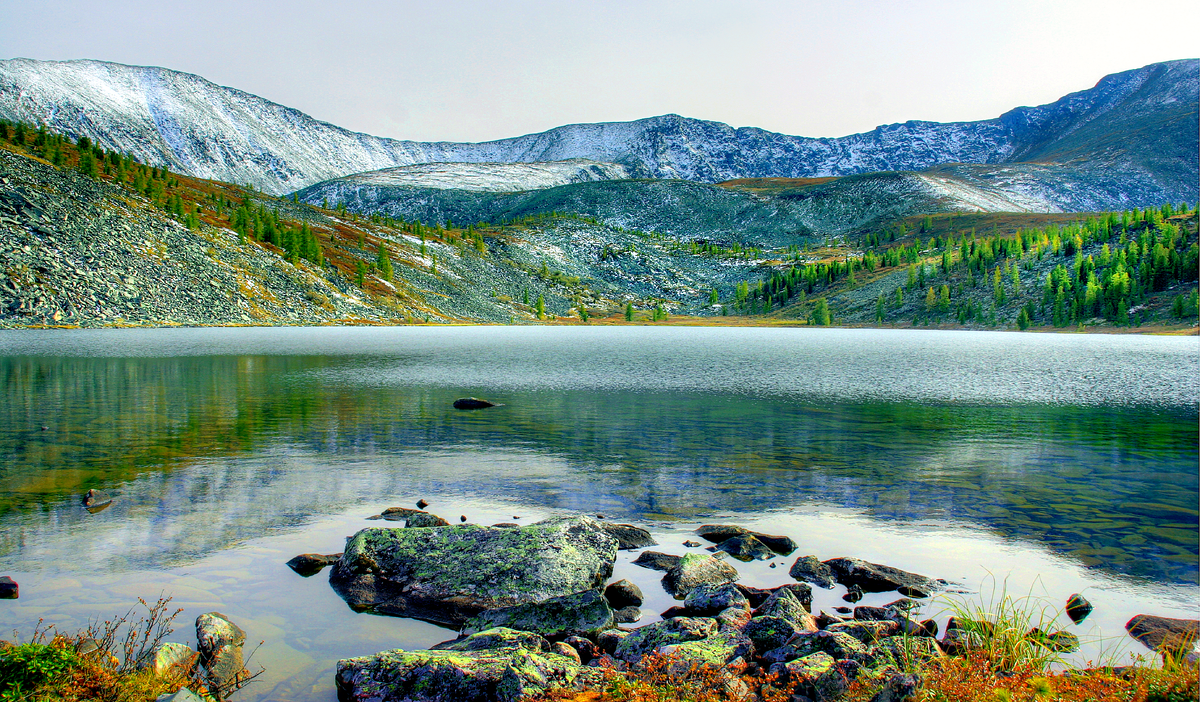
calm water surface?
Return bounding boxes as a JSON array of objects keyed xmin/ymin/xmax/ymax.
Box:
[{"xmin": 0, "ymin": 327, "xmax": 1196, "ymax": 700}]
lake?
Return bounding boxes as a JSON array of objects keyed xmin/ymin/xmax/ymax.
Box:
[{"xmin": 0, "ymin": 326, "xmax": 1197, "ymax": 700}]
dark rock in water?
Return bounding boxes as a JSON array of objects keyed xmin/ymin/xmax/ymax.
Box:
[
  {"xmin": 683, "ymin": 540, "xmax": 701, "ymax": 548},
  {"xmin": 0, "ymin": 576, "xmax": 17, "ymax": 599},
  {"xmin": 683, "ymin": 582, "xmax": 748, "ymax": 616},
  {"xmin": 1066, "ymin": 593, "xmax": 1093, "ymax": 624},
  {"xmin": 788, "ymin": 555, "xmax": 837, "ymax": 589},
  {"xmin": 563, "ymin": 635, "xmax": 600, "ymax": 664},
  {"xmin": 337, "ymin": 627, "xmax": 603, "ymax": 702},
  {"xmin": 854, "ymin": 605, "xmax": 901, "ymax": 622},
  {"xmin": 376, "ymin": 507, "xmax": 451, "ymax": 527},
  {"xmin": 460, "ymin": 515, "xmax": 467, "ymax": 522},
  {"xmin": 196, "ymin": 612, "xmax": 247, "ymax": 694},
  {"xmin": 735, "ymin": 583, "xmax": 772, "ymax": 607},
  {"xmin": 492, "ymin": 522, "xmax": 519, "ymax": 528},
  {"xmin": 453, "ymin": 397, "xmax": 499, "ymax": 410},
  {"xmin": 815, "ymin": 611, "xmax": 847, "ymax": 629},
  {"xmin": 834, "ymin": 606, "xmax": 852, "ymax": 614},
  {"xmin": 1125, "ymin": 615, "xmax": 1200, "ymax": 659},
  {"xmin": 82, "ymin": 488, "xmax": 112, "ymax": 512},
  {"xmin": 416, "ymin": 499, "xmax": 429, "ymax": 509},
  {"xmin": 843, "ymin": 584, "xmax": 865, "ymax": 603},
  {"xmin": 631, "ymin": 551, "xmax": 681, "ymax": 572},
  {"xmin": 662, "ymin": 553, "xmax": 738, "ymax": 597},
  {"xmin": 285, "ymin": 553, "xmax": 342, "ymax": 577},
  {"xmin": 604, "ymin": 579, "xmax": 644, "ymax": 609},
  {"xmin": 329, "ymin": 516, "xmax": 617, "ymax": 626},
  {"xmin": 461, "ymin": 589, "xmax": 613, "ymax": 640},
  {"xmin": 920, "ymin": 619, "xmax": 939, "ymax": 638},
  {"xmin": 696, "ymin": 524, "xmax": 796, "ymax": 555},
  {"xmin": 660, "ymin": 606, "xmax": 690, "ymax": 619},
  {"xmin": 884, "ymin": 597, "xmax": 920, "ymax": 612},
  {"xmin": 823, "ymin": 557, "xmax": 940, "ymax": 595},
  {"xmin": 716, "ymin": 534, "xmax": 774, "ymax": 562},
  {"xmin": 598, "ymin": 523, "xmax": 656, "ymax": 550},
  {"xmin": 613, "ymin": 606, "xmax": 643, "ymax": 624}
]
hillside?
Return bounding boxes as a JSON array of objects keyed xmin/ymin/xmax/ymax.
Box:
[
  {"xmin": 0, "ymin": 57, "xmax": 1194, "ymax": 206},
  {"xmin": 1, "ymin": 119, "xmax": 1195, "ymax": 332}
]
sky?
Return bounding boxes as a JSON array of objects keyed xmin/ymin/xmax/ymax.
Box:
[{"xmin": 0, "ymin": 0, "xmax": 1196, "ymax": 143}]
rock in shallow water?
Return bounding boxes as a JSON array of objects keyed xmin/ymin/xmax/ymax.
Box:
[
  {"xmin": 0, "ymin": 576, "xmax": 17, "ymax": 599},
  {"xmin": 195, "ymin": 612, "xmax": 246, "ymax": 695},
  {"xmin": 604, "ymin": 579, "xmax": 644, "ymax": 609},
  {"xmin": 453, "ymin": 397, "xmax": 499, "ymax": 410},
  {"xmin": 460, "ymin": 589, "xmax": 613, "ymax": 639},
  {"xmin": 285, "ymin": 553, "xmax": 342, "ymax": 577},
  {"xmin": 329, "ymin": 516, "xmax": 617, "ymax": 626},
  {"xmin": 662, "ymin": 553, "xmax": 739, "ymax": 597},
  {"xmin": 824, "ymin": 557, "xmax": 939, "ymax": 596},
  {"xmin": 1125, "ymin": 614, "xmax": 1199, "ymax": 659},
  {"xmin": 597, "ymin": 523, "xmax": 656, "ymax": 550},
  {"xmin": 788, "ymin": 555, "xmax": 837, "ymax": 589},
  {"xmin": 1066, "ymin": 593, "xmax": 1093, "ymax": 624}
]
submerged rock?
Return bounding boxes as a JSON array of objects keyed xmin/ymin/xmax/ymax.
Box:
[
  {"xmin": 662, "ymin": 553, "xmax": 738, "ymax": 597},
  {"xmin": 823, "ymin": 557, "xmax": 939, "ymax": 596},
  {"xmin": 716, "ymin": 534, "xmax": 775, "ymax": 561},
  {"xmin": 1125, "ymin": 614, "xmax": 1199, "ymax": 659},
  {"xmin": 0, "ymin": 576, "xmax": 17, "ymax": 599},
  {"xmin": 613, "ymin": 606, "xmax": 643, "ymax": 624},
  {"xmin": 453, "ymin": 397, "xmax": 499, "ymax": 410},
  {"xmin": 285, "ymin": 553, "xmax": 342, "ymax": 577},
  {"xmin": 460, "ymin": 589, "xmax": 613, "ymax": 640},
  {"xmin": 329, "ymin": 516, "xmax": 617, "ymax": 626},
  {"xmin": 337, "ymin": 627, "xmax": 602, "ymax": 702},
  {"xmin": 376, "ymin": 507, "xmax": 451, "ymax": 527}
]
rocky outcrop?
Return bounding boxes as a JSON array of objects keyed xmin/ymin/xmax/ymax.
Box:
[
  {"xmin": 460, "ymin": 589, "xmax": 613, "ymax": 640},
  {"xmin": 336, "ymin": 627, "xmax": 604, "ymax": 702},
  {"xmin": 329, "ymin": 516, "xmax": 618, "ymax": 626}
]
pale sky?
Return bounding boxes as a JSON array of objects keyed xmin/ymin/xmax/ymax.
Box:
[{"xmin": 1, "ymin": 0, "xmax": 1196, "ymax": 143}]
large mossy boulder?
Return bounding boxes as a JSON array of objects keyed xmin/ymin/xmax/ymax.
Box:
[
  {"xmin": 330, "ymin": 516, "xmax": 618, "ymax": 626},
  {"xmin": 662, "ymin": 553, "xmax": 738, "ymax": 597},
  {"xmin": 460, "ymin": 589, "xmax": 613, "ymax": 639},
  {"xmin": 336, "ymin": 628, "xmax": 603, "ymax": 702}
]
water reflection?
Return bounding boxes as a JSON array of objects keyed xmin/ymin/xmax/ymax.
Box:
[{"xmin": 1, "ymin": 338, "xmax": 1195, "ymax": 583}]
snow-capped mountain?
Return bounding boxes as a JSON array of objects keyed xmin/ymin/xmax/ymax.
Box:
[
  {"xmin": 0, "ymin": 57, "xmax": 1195, "ymax": 200},
  {"xmin": 327, "ymin": 159, "xmax": 633, "ymax": 193}
]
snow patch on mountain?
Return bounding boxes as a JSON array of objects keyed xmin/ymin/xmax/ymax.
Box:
[{"xmin": 333, "ymin": 159, "xmax": 630, "ymax": 192}]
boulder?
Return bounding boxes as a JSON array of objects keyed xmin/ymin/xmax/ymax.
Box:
[
  {"xmin": 868, "ymin": 673, "xmax": 922, "ymax": 702},
  {"xmin": 683, "ymin": 582, "xmax": 749, "ymax": 616},
  {"xmin": 843, "ymin": 584, "xmax": 864, "ymax": 603},
  {"xmin": 744, "ymin": 616, "xmax": 803, "ymax": 653},
  {"xmin": 762, "ymin": 630, "xmax": 870, "ymax": 666},
  {"xmin": 823, "ymin": 557, "xmax": 939, "ymax": 596},
  {"xmin": 613, "ymin": 617, "xmax": 718, "ymax": 662},
  {"xmin": 695, "ymin": 525, "xmax": 796, "ymax": 555},
  {"xmin": 145, "ymin": 642, "xmax": 197, "ymax": 676},
  {"xmin": 735, "ymin": 584, "xmax": 773, "ymax": 607},
  {"xmin": 631, "ymin": 551, "xmax": 681, "ymax": 572},
  {"xmin": 195, "ymin": 612, "xmax": 246, "ymax": 694},
  {"xmin": 613, "ymin": 606, "xmax": 643, "ymax": 624},
  {"xmin": 1125, "ymin": 615, "xmax": 1199, "ymax": 659},
  {"xmin": 789, "ymin": 555, "xmax": 837, "ymax": 589},
  {"xmin": 715, "ymin": 535, "xmax": 775, "ymax": 562},
  {"xmin": 453, "ymin": 397, "xmax": 499, "ymax": 410},
  {"xmin": 1066, "ymin": 593, "xmax": 1093, "ymax": 624},
  {"xmin": 336, "ymin": 629, "xmax": 602, "ymax": 702},
  {"xmin": 285, "ymin": 553, "xmax": 342, "ymax": 577},
  {"xmin": 872, "ymin": 636, "xmax": 944, "ymax": 668},
  {"xmin": 604, "ymin": 579, "xmax": 644, "ymax": 609},
  {"xmin": 598, "ymin": 523, "xmax": 656, "ymax": 550},
  {"xmin": 1026, "ymin": 628, "xmax": 1080, "ymax": 653},
  {"xmin": 376, "ymin": 507, "xmax": 451, "ymax": 528},
  {"xmin": 551, "ymin": 641, "xmax": 580, "ymax": 664},
  {"xmin": 0, "ymin": 576, "xmax": 17, "ymax": 599},
  {"xmin": 658, "ymin": 627, "xmax": 753, "ymax": 669},
  {"xmin": 563, "ymin": 636, "xmax": 600, "ymax": 664},
  {"xmin": 433, "ymin": 628, "xmax": 549, "ymax": 652},
  {"xmin": 460, "ymin": 589, "xmax": 613, "ymax": 640},
  {"xmin": 754, "ymin": 588, "xmax": 814, "ymax": 628},
  {"xmin": 769, "ymin": 652, "xmax": 847, "ymax": 700},
  {"xmin": 330, "ymin": 516, "xmax": 617, "ymax": 626},
  {"xmin": 595, "ymin": 629, "xmax": 628, "ymax": 655},
  {"xmin": 662, "ymin": 553, "xmax": 738, "ymax": 598},
  {"xmin": 825, "ymin": 620, "xmax": 899, "ymax": 644}
]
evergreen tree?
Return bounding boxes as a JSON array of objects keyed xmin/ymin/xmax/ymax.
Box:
[
  {"xmin": 535, "ymin": 294, "xmax": 545, "ymax": 320},
  {"xmin": 376, "ymin": 243, "xmax": 393, "ymax": 281},
  {"xmin": 624, "ymin": 301, "xmax": 634, "ymax": 322},
  {"xmin": 875, "ymin": 294, "xmax": 886, "ymax": 322},
  {"xmin": 356, "ymin": 260, "xmax": 366, "ymax": 288},
  {"xmin": 1017, "ymin": 307, "xmax": 1031, "ymax": 330},
  {"xmin": 812, "ymin": 298, "xmax": 831, "ymax": 326}
]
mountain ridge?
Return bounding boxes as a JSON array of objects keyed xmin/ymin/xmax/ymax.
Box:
[{"xmin": 1, "ymin": 57, "xmax": 1195, "ymax": 200}]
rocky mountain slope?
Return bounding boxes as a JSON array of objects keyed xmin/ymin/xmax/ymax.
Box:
[{"xmin": 1, "ymin": 57, "xmax": 1194, "ymax": 201}]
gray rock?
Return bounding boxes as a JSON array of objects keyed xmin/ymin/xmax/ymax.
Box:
[
  {"xmin": 613, "ymin": 617, "xmax": 718, "ymax": 662},
  {"xmin": 788, "ymin": 555, "xmax": 837, "ymax": 589},
  {"xmin": 631, "ymin": 551, "xmax": 680, "ymax": 572},
  {"xmin": 145, "ymin": 642, "xmax": 197, "ymax": 676},
  {"xmin": 744, "ymin": 616, "xmax": 802, "ymax": 653},
  {"xmin": 595, "ymin": 629, "xmax": 628, "ymax": 655},
  {"xmin": 597, "ymin": 523, "xmax": 656, "ymax": 550},
  {"xmin": 662, "ymin": 553, "xmax": 738, "ymax": 597},
  {"xmin": 715, "ymin": 534, "xmax": 775, "ymax": 562},
  {"xmin": 683, "ymin": 582, "xmax": 748, "ymax": 616},
  {"xmin": 460, "ymin": 589, "xmax": 613, "ymax": 640},
  {"xmin": 695, "ymin": 524, "xmax": 796, "ymax": 555},
  {"xmin": 285, "ymin": 553, "xmax": 342, "ymax": 577},
  {"xmin": 155, "ymin": 689, "xmax": 205, "ymax": 702},
  {"xmin": 335, "ymin": 630, "xmax": 603, "ymax": 702},
  {"xmin": 433, "ymin": 628, "xmax": 550, "ymax": 653},
  {"xmin": 604, "ymin": 579, "xmax": 643, "ymax": 609},
  {"xmin": 823, "ymin": 557, "xmax": 939, "ymax": 596},
  {"xmin": 376, "ymin": 507, "xmax": 451, "ymax": 527},
  {"xmin": 769, "ymin": 652, "xmax": 847, "ymax": 700},
  {"xmin": 613, "ymin": 606, "xmax": 643, "ymax": 624},
  {"xmin": 825, "ymin": 620, "xmax": 900, "ymax": 644},
  {"xmin": 195, "ymin": 612, "xmax": 246, "ymax": 694},
  {"xmin": 868, "ymin": 673, "xmax": 922, "ymax": 702},
  {"xmin": 330, "ymin": 516, "xmax": 618, "ymax": 626},
  {"xmin": 763, "ymin": 630, "xmax": 870, "ymax": 666}
]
